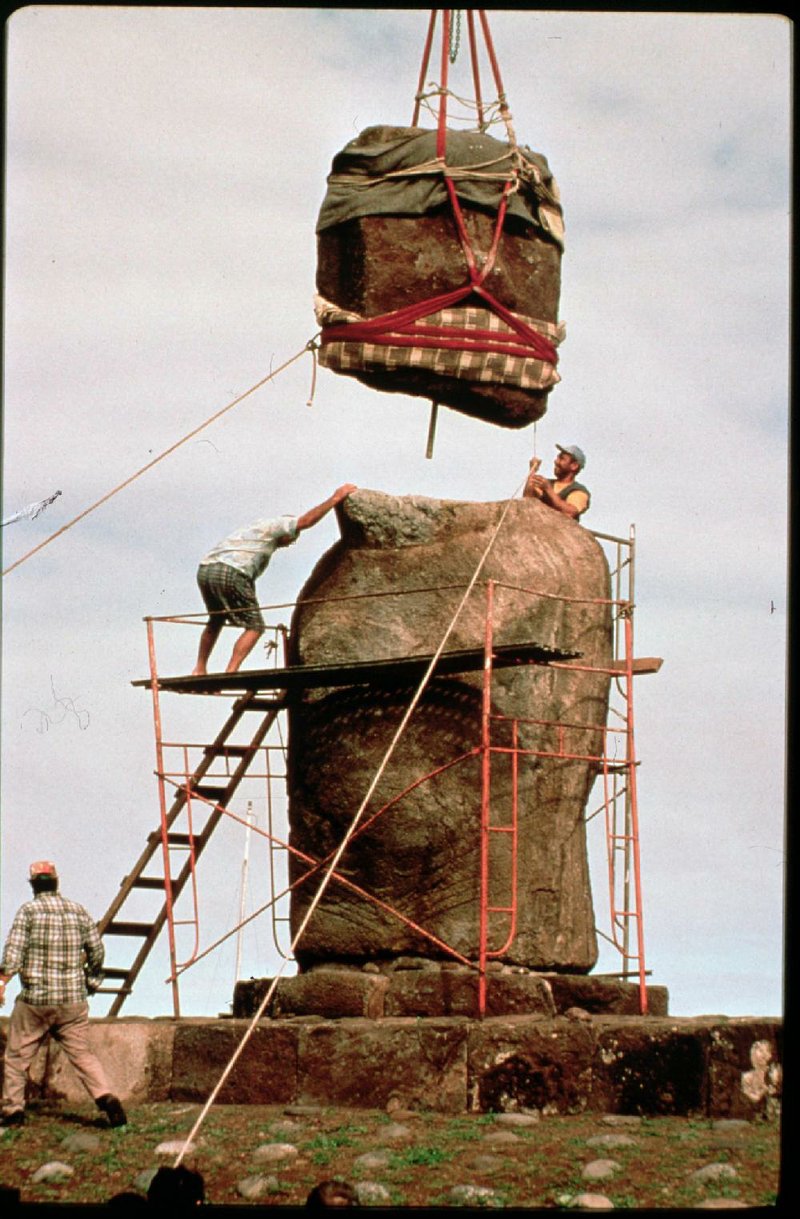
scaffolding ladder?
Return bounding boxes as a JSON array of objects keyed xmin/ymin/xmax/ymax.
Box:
[
  {"xmin": 96, "ymin": 678, "xmax": 287, "ymax": 1016},
  {"xmin": 589, "ymin": 526, "xmax": 659, "ymax": 1010}
]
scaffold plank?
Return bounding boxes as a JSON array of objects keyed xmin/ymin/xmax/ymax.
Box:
[{"xmin": 131, "ymin": 641, "xmax": 579, "ymax": 697}]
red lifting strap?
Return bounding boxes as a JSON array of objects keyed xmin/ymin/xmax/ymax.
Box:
[
  {"xmin": 320, "ymin": 281, "xmax": 559, "ymax": 368},
  {"xmin": 321, "ymin": 10, "xmax": 558, "ymax": 371}
]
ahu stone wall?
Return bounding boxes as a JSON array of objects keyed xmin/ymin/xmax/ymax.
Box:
[{"xmin": 1, "ymin": 1014, "xmax": 783, "ymax": 1120}]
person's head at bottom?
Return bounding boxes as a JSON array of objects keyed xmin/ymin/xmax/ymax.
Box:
[
  {"xmin": 106, "ymin": 1191, "xmax": 148, "ymax": 1208},
  {"xmin": 147, "ymin": 1165, "xmax": 205, "ymax": 1206},
  {"xmin": 306, "ymin": 1178, "xmax": 358, "ymax": 1208}
]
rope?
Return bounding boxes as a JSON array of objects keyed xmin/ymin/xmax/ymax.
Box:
[
  {"xmin": 326, "ymin": 152, "xmax": 524, "ymax": 189},
  {"xmin": 173, "ymin": 474, "xmax": 528, "ymax": 1167},
  {"xmin": 415, "ymin": 89, "xmax": 504, "ymax": 130},
  {"xmin": 1, "ymin": 342, "xmax": 316, "ymax": 578},
  {"xmin": 305, "ymin": 336, "xmax": 320, "ymax": 407}
]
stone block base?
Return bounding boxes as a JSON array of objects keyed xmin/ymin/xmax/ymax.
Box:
[
  {"xmin": 0, "ymin": 1013, "xmax": 781, "ymax": 1120},
  {"xmin": 232, "ymin": 966, "xmax": 669, "ymax": 1021}
]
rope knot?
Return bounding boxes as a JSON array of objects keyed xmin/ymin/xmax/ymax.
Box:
[{"xmin": 306, "ymin": 337, "xmax": 320, "ymax": 407}]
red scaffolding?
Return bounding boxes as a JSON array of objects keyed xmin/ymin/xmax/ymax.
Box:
[{"xmin": 97, "ymin": 526, "xmax": 659, "ymax": 1018}]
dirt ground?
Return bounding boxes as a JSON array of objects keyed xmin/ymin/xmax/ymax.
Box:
[{"xmin": 0, "ymin": 1100, "xmax": 784, "ymax": 1209}]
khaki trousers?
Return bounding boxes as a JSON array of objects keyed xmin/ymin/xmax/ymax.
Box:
[{"xmin": 2, "ymin": 998, "xmax": 110, "ymax": 1113}]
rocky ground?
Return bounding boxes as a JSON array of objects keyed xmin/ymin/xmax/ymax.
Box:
[{"xmin": 0, "ymin": 1098, "xmax": 783, "ymax": 1210}]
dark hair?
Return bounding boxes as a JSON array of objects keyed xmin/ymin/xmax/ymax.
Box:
[
  {"xmin": 106, "ymin": 1191, "xmax": 148, "ymax": 1208},
  {"xmin": 305, "ymin": 1178, "xmax": 358, "ymax": 1209},
  {"xmin": 30, "ymin": 875, "xmax": 58, "ymax": 895},
  {"xmin": 146, "ymin": 1165, "xmax": 205, "ymax": 1206}
]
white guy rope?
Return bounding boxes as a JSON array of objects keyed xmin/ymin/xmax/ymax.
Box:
[{"xmin": 172, "ymin": 478, "xmax": 527, "ymax": 1165}]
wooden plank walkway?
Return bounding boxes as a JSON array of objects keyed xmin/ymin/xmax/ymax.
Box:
[{"xmin": 132, "ymin": 641, "xmax": 580, "ymax": 697}]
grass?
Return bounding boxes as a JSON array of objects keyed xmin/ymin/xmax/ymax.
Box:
[
  {"xmin": 390, "ymin": 1144, "xmax": 452, "ymax": 1167},
  {"xmin": 0, "ymin": 1102, "xmax": 782, "ymax": 1209}
]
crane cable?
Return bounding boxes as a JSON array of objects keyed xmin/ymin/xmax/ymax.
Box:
[
  {"xmin": 173, "ymin": 474, "xmax": 527, "ymax": 1167},
  {"xmin": 1, "ymin": 341, "xmax": 319, "ymax": 578}
]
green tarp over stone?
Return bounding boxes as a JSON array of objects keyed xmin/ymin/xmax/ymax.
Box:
[{"xmin": 316, "ymin": 126, "xmax": 563, "ymax": 246}]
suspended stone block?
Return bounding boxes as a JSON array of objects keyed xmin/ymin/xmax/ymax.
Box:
[
  {"xmin": 287, "ymin": 490, "xmax": 611, "ymax": 973},
  {"xmin": 315, "ymin": 126, "xmax": 565, "ymax": 429}
]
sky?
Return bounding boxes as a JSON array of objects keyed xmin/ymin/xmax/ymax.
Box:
[{"xmin": 1, "ymin": 7, "xmax": 790, "ymax": 1022}]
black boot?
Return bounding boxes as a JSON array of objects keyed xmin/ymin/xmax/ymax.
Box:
[
  {"xmin": 0, "ymin": 1109, "xmax": 25, "ymax": 1128},
  {"xmin": 96, "ymin": 1094, "xmax": 127, "ymax": 1128}
]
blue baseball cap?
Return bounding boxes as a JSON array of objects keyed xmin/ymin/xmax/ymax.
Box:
[{"xmin": 556, "ymin": 444, "xmax": 586, "ymax": 470}]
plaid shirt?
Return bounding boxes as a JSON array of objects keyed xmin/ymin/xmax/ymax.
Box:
[{"xmin": 0, "ymin": 893, "xmax": 105, "ymax": 1005}]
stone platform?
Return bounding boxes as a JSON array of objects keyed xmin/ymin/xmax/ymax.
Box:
[
  {"xmin": 232, "ymin": 965, "xmax": 669, "ymax": 1022},
  {"xmin": 1, "ymin": 1008, "xmax": 782, "ymax": 1121}
]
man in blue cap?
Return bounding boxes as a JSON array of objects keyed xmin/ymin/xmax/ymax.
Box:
[{"xmin": 524, "ymin": 443, "xmax": 590, "ymax": 520}]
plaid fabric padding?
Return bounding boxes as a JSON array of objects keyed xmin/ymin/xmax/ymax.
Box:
[{"xmin": 317, "ymin": 301, "xmax": 565, "ymax": 391}]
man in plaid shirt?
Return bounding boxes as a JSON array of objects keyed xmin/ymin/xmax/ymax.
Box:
[{"xmin": 0, "ymin": 861, "xmax": 126, "ymax": 1128}]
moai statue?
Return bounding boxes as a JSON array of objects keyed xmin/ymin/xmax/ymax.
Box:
[{"xmin": 287, "ymin": 489, "xmax": 611, "ymax": 974}]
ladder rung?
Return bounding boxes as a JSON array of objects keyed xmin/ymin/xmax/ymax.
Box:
[
  {"xmin": 143, "ymin": 828, "xmax": 200, "ymax": 848},
  {"xmin": 146, "ymin": 829, "xmax": 197, "ymax": 846},
  {"xmin": 203, "ymin": 744, "xmax": 253, "ymax": 758},
  {"xmin": 95, "ymin": 985, "xmax": 131, "ymax": 995},
  {"xmin": 131, "ymin": 876, "xmax": 169, "ymax": 890},
  {"xmin": 104, "ymin": 921, "xmax": 154, "ymax": 937},
  {"xmin": 100, "ymin": 968, "xmax": 132, "ymax": 979},
  {"xmin": 190, "ymin": 785, "xmax": 227, "ymax": 801},
  {"xmin": 243, "ymin": 697, "xmax": 284, "ymax": 711}
]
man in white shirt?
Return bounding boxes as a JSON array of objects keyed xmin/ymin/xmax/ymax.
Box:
[{"xmin": 192, "ymin": 485, "xmax": 356, "ymax": 675}]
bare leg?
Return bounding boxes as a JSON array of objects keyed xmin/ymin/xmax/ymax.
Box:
[
  {"xmin": 226, "ymin": 628, "xmax": 263, "ymax": 672},
  {"xmin": 193, "ymin": 621, "xmax": 223, "ymax": 676}
]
